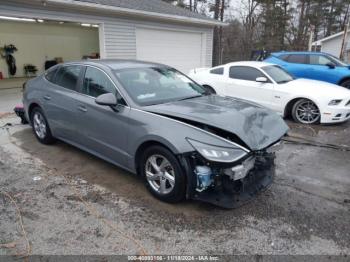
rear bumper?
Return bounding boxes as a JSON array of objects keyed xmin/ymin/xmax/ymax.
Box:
[
  {"xmin": 321, "ymin": 106, "xmax": 350, "ymax": 123},
  {"xmin": 190, "ymin": 153, "xmax": 275, "ymax": 209}
]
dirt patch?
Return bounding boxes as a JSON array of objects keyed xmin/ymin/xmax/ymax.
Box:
[{"xmin": 0, "ymin": 119, "xmax": 349, "ymax": 255}]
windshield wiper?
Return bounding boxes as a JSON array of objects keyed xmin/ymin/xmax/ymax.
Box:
[{"xmin": 178, "ymin": 95, "xmax": 203, "ymax": 101}]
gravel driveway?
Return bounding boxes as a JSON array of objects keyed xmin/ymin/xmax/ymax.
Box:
[{"xmin": 0, "ymin": 89, "xmax": 349, "ymax": 259}]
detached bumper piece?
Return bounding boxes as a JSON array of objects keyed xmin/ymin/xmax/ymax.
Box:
[
  {"xmin": 14, "ymin": 104, "xmax": 28, "ymax": 124},
  {"xmin": 192, "ymin": 152, "xmax": 275, "ymax": 209}
]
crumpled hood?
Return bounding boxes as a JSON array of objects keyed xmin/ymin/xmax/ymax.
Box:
[{"xmin": 145, "ymin": 95, "xmax": 289, "ymax": 151}]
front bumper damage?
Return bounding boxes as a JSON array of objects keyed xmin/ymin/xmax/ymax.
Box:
[{"xmin": 183, "ymin": 149, "xmax": 277, "ymax": 209}]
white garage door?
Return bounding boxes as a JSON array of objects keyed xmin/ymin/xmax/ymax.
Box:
[{"xmin": 136, "ymin": 27, "xmax": 203, "ymax": 74}]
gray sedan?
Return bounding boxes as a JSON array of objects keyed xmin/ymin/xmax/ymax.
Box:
[{"xmin": 23, "ymin": 60, "xmax": 289, "ymax": 208}]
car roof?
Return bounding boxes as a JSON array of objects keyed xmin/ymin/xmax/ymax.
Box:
[
  {"xmin": 271, "ymin": 51, "xmax": 330, "ymax": 56},
  {"xmin": 223, "ymin": 61, "xmax": 275, "ymax": 68},
  {"xmin": 67, "ymin": 59, "xmax": 169, "ymax": 70}
]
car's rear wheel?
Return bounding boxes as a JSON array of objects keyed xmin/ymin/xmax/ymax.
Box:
[
  {"xmin": 340, "ymin": 79, "xmax": 350, "ymax": 89},
  {"xmin": 292, "ymin": 99, "xmax": 320, "ymax": 124},
  {"xmin": 202, "ymin": 85, "xmax": 216, "ymax": 94},
  {"xmin": 30, "ymin": 107, "xmax": 56, "ymax": 144},
  {"xmin": 140, "ymin": 145, "xmax": 186, "ymax": 203}
]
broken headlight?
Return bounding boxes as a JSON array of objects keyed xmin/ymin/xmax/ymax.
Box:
[{"xmin": 187, "ymin": 138, "xmax": 248, "ymax": 163}]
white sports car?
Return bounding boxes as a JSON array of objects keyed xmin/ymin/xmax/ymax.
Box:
[{"xmin": 189, "ymin": 61, "xmax": 350, "ymax": 124}]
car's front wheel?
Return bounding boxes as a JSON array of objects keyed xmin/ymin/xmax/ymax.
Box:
[
  {"xmin": 292, "ymin": 99, "xmax": 320, "ymax": 124},
  {"xmin": 30, "ymin": 107, "xmax": 56, "ymax": 144},
  {"xmin": 140, "ymin": 145, "xmax": 186, "ymax": 203}
]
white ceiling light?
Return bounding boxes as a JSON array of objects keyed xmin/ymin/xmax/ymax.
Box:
[
  {"xmin": 37, "ymin": 19, "xmax": 44, "ymax": 23},
  {"xmin": 81, "ymin": 23, "xmax": 91, "ymax": 27},
  {"xmin": 59, "ymin": 21, "xmax": 64, "ymax": 24},
  {"xmin": 91, "ymin": 24, "xmax": 99, "ymax": 28},
  {"xmin": 0, "ymin": 15, "xmax": 36, "ymax": 22}
]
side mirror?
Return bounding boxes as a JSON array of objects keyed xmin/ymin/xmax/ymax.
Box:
[
  {"xmin": 256, "ymin": 77, "xmax": 268, "ymax": 83},
  {"xmin": 326, "ymin": 62, "xmax": 336, "ymax": 69},
  {"xmin": 95, "ymin": 93, "xmax": 117, "ymax": 106}
]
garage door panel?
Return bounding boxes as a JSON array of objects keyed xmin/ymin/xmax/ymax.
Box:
[{"xmin": 136, "ymin": 28, "xmax": 203, "ymax": 74}]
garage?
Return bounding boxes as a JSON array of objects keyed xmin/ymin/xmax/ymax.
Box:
[
  {"xmin": 136, "ymin": 27, "xmax": 203, "ymax": 73},
  {"xmin": 0, "ymin": 18, "xmax": 100, "ymax": 80},
  {"xmin": 0, "ymin": 0, "xmax": 224, "ymax": 90}
]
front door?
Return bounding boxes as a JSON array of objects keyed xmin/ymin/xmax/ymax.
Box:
[
  {"xmin": 74, "ymin": 66, "xmax": 131, "ymax": 167},
  {"xmin": 225, "ymin": 66, "xmax": 274, "ymax": 109},
  {"xmin": 307, "ymin": 54, "xmax": 340, "ymax": 83}
]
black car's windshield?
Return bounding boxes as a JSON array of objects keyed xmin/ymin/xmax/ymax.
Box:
[
  {"xmin": 114, "ymin": 67, "xmax": 206, "ymax": 106},
  {"xmin": 262, "ymin": 65, "xmax": 294, "ymax": 84}
]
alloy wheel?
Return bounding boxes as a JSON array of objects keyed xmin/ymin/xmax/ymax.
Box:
[
  {"xmin": 145, "ymin": 154, "xmax": 175, "ymax": 195},
  {"xmin": 295, "ymin": 100, "xmax": 320, "ymax": 124},
  {"xmin": 33, "ymin": 111, "xmax": 47, "ymax": 139}
]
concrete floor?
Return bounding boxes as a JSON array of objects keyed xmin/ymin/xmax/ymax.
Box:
[
  {"xmin": 0, "ymin": 77, "xmax": 31, "ymax": 90},
  {"xmin": 0, "ymin": 88, "xmax": 22, "ymax": 115},
  {"xmin": 0, "ymin": 88, "xmax": 349, "ymax": 257}
]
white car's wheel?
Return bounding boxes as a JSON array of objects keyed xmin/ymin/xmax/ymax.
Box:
[{"xmin": 292, "ymin": 99, "xmax": 320, "ymax": 124}]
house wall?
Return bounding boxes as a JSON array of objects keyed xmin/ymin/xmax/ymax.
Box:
[
  {"xmin": 321, "ymin": 37, "xmax": 343, "ymax": 57},
  {"xmin": 103, "ymin": 21, "xmax": 213, "ymax": 68},
  {"xmin": 0, "ymin": 2, "xmax": 214, "ymax": 72},
  {"xmin": 321, "ymin": 35, "xmax": 350, "ymax": 62},
  {"xmin": 0, "ymin": 20, "xmax": 99, "ymax": 78}
]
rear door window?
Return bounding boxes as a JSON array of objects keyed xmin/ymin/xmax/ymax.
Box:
[
  {"xmin": 54, "ymin": 65, "xmax": 83, "ymax": 91},
  {"xmin": 229, "ymin": 66, "xmax": 265, "ymax": 81},
  {"xmin": 210, "ymin": 67, "xmax": 224, "ymax": 75},
  {"xmin": 286, "ymin": 54, "xmax": 307, "ymax": 64},
  {"xmin": 278, "ymin": 54, "xmax": 289, "ymax": 61}
]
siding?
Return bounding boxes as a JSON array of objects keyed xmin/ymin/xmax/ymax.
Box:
[
  {"xmin": 205, "ymin": 30, "xmax": 213, "ymax": 67},
  {"xmin": 321, "ymin": 37, "xmax": 343, "ymax": 58},
  {"xmin": 103, "ymin": 21, "xmax": 136, "ymax": 59},
  {"xmin": 103, "ymin": 19, "xmax": 214, "ymax": 67},
  {"xmin": 0, "ymin": 2, "xmax": 214, "ymax": 67}
]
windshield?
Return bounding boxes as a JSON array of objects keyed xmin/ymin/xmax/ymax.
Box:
[
  {"xmin": 114, "ymin": 67, "xmax": 206, "ymax": 106},
  {"xmin": 262, "ymin": 65, "xmax": 294, "ymax": 84},
  {"xmin": 327, "ymin": 54, "xmax": 348, "ymax": 67}
]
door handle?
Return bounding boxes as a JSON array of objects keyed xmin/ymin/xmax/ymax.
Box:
[
  {"xmin": 43, "ymin": 95, "xmax": 51, "ymax": 100},
  {"xmin": 78, "ymin": 105, "xmax": 87, "ymax": 112}
]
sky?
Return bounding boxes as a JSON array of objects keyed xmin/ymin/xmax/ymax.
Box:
[{"xmin": 181, "ymin": 0, "xmax": 248, "ymax": 21}]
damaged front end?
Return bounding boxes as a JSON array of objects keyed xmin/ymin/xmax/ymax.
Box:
[{"xmin": 183, "ymin": 141, "xmax": 282, "ymax": 209}]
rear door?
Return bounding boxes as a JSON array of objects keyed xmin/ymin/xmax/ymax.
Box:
[
  {"xmin": 225, "ymin": 66, "xmax": 275, "ymax": 109},
  {"xmin": 282, "ymin": 54, "xmax": 308, "ymax": 78},
  {"xmin": 203, "ymin": 67, "xmax": 227, "ymax": 95},
  {"xmin": 74, "ymin": 66, "xmax": 131, "ymax": 167},
  {"xmin": 42, "ymin": 64, "xmax": 83, "ymax": 140}
]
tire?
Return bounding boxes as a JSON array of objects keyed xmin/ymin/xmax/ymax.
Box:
[
  {"xmin": 340, "ymin": 79, "xmax": 350, "ymax": 89},
  {"xmin": 140, "ymin": 145, "xmax": 186, "ymax": 203},
  {"xmin": 292, "ymin": 99, "xmax": 320, "ymax": 124},
  {"xmin": 202, "ymin": 85, "xmax": 216, "ymax": 94},
  {"xmin": 30, "ymin": 107, "xmax": 56, "ymax": 144}
]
